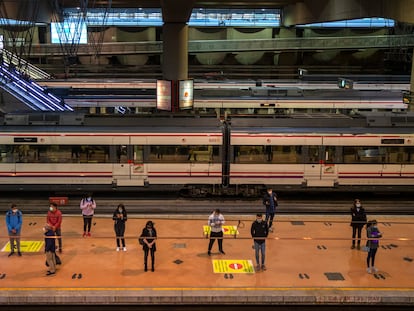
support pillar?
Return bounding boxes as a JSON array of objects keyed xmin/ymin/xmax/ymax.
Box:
[
  {"xmin": 162, "ymin": 22, "xmax": 188, "ymax": 81},
  {"xmin": 161, "ymin": 22, "xmax": 189, "ymax": 112},
  {"xmin": 410, "ymin": 52, "xmax": 414, "ymax": 111}
]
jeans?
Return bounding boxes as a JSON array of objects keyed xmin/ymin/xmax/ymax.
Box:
[{"xmin": 254, "ymin": 240, "xmax": 266, "ymax": 265}]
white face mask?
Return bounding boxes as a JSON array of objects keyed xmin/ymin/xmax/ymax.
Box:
[
  {"xmin": 87, "ymin": 197, "xmax": 92, "ymax": 201},
  {"xmin": 12, "ymin": 209, "xmax": 18, "ymax": 213},
  {"xmin": 49, "ymin": 207, "xmax": 54, "ymax": 212},
  {"xmin": 356, "ymin": 203, "xmax": 361, "ymax": 208},
  {"xmin": 118, "ymin": 208, "xmax": 123, "ymax": 213},
  {"xmin": 257, "ymin": 219, "xmax": 262, "ymax": 223}
]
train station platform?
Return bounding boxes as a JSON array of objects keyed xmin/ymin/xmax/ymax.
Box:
[{"xmin": 0, "ymin": 213, "xmax": 413, "ymax": 306}]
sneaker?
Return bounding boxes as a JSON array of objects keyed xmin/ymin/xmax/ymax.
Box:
[
  {"xmin": 261, "ymin": 265, "xmax": 267, "ymax": 271},
  {"xmin": 116, "ymin": 247, "xmax": 120, "ymax": 252},
  {"xmin": 256, "ymin": 265, "xmax": 261, "ymax": 271},
  {"xmin": 219, "ymin": 250, "xmax": 225, "ymax": 255},
  {"xmin": 87, "ymin": 232, "xmax": 91, "ymax": 237},
  {"xmin": 366, "ymin": 267, "xmax": 372, "ymax": 274},
  {"xmin": 46, "ymin": 271, "xmax": 56, "ymax": 276},
  {"xmin": 351, "ymin": 245, "xmax": 355, "ymax": 249},
  {"xmin": 207, "ymin": 251, "xmax": 211, "ymax": 256},
  {"xmin": 8, "ymin": 252, "xmax": 14, "ymax": 257},
  {"xmin": 123, "ymin": 247, "xmax": 127, "ymax": 252},
  {"xmin": 82, "ymin": 232, "xmax": 87, "ymax": 237},
  {"xmin": 17, "ymin": 252, "xmax": 22, "ymax": 256},
  {"xmin": 356, "ymin": 245, "xmax": 361, "ymax": 250},
  {"xmin": 372, "ymin": 267, "xmax": 378, "ymax": 273}
]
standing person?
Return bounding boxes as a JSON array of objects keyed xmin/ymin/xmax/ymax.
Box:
[
  {"xmin": 113, "ymin": 203, "xmax": 128, "ymax": 251},
  {"xmin": 44, "ymin": 224, "xmax": 57, "ymax": 276},
  {"xmin": 207, "ymin": 209, "xmax": 225, "ymax": 255},
  {"xmin": 350, "ymin": 198, "xmax": 367, "ymax": 250},
  {"xmin": 366, "ymin": 220, "xmax": 382, "ymax": 274},
  {"xmin": 251, "ymin": 213, "xmax": 269, "ymax": 271},
  {"xmin": 139, "ymin": 220, "xmax": 157, "ymax": 272},
  {"xmin": 47, "ymin": 202, "xmax": 63, "ymax": 253},
  {"xmin": 5, "ymin": 204, "xmax": 23, "ymax": 257},
  {"xmin": 262, "ymin": 188, "xmax": 278, "ymax": 232},
  {"xmin": 80, "ymin": 193, "xmax": 96, "ymax": 237}
]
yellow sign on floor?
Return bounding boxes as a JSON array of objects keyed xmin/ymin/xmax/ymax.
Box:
[
  {"xmin": 1, "ymin": 241, "xmax": 44, "ymax": 253},
  {"xmin": 212, "ymin": 259, "xmax": 255, "ymax": 274},
  {"xmin": 203, "ymin": 225, "xmax": 239, "ymax": 236}
]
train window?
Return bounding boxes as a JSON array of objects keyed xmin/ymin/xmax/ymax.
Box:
[
  {"xmin": 234, "ymin": 145, "xmax": 302, "ymax": 164},
  {"xmin": 307, "ymin": 146, "xmax": 320, "ymax": 163},
  {"xmin": 148, "ymin": 145, "xmax": 218, "ymax": 163},
  {"xmin": 2, "ymin": 144, "xmax": 111, "ymax": 164},
  {"xmin": 133, "ymin": 145, "xmax": 143, "ymax": 163}
]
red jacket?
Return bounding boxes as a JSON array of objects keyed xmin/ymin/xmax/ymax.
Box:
[{"xmin": 47, "ymin": 209, "xmax": 62, "ymax": 230}]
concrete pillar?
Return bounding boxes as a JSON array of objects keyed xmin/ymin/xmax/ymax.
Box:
[
  {"xmin": 410, "ymin": 52, "xmax": 414, "ymax": 111},
  {"xmin": 162, "ymin": 22, "xmax": 188, "ymax": 81}
]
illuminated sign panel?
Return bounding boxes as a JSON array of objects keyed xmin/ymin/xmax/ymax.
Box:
[
  {"xmin": 179, "ymin": 80, "xmax": 194, "ymax": 110},
  {"xmin": 156, "ymin": 80, "xmax": 172, "ymax": 111}
]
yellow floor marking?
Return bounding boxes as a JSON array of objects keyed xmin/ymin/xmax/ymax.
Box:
[
  {"xmin": 212, "ymin": 259, "xmax": 255, "ymax": 273},
  {"xmin": 203, "ymin": 225, "xmax": 239, "ymax": 236},
  {"xmin": 1, "ymin": 241, "xmax": 44, "ymax": 252}
]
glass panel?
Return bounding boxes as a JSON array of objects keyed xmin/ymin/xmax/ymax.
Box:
[{"xmin": 148, "ymin": 145, "xmax": 218, "ymax": 163}]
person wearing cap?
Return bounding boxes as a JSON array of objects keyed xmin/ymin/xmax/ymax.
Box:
[
  {"xmin": 47, "ymin": 202, "xmax": 63, "ymax": 253},
  {"xmin": 251, "ymin": 213, "xmax": 269, "ymax": 271},
  {"xmin": 5, "ymin": 203, "xmax": 23, "ymax": 257},
  {"xmin": 44, "ymin": 224, "xmax": 57, "ymax": 276},
  {"xmin": 139, "ymin": 220, "xmax": 157, "ymax": 272}
]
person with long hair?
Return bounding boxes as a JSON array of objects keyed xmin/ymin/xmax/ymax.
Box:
[
  {"xmin": 113, "ymin": 204, "xmax": 128, "ymax": 251},
  {"xmin": 139, "ymin": 220, "xmax": 157, "ymax": 272},
  {"xmin": 80, "ymin": 193, "xmax": 96, "ymax": 237}
]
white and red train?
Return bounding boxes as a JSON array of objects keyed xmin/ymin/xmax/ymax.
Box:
[{"xmin": 0, "ymin": 113, "xmax": 413, "ymax": 196}]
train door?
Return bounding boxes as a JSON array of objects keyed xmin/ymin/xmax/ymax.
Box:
[
  {"xmin": 320, "ymin": 146, "xmax": 338, "ymax": 185},
  {"xmin": 303, "ymin": 145, "xmax": 337, "ymax": 187},
  {"xmin": 111, "ymin": 140, "xmax": 145, "ymax": 187}
]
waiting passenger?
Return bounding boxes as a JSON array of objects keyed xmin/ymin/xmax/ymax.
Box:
[
  {"xmin": 44, "ymin": 224, "xmax": 57, "ymax": 276},
  {"xmin": 113, "ymin": 204, "xmax": 128, "ymax": 251},
  {"xmin": 47, "ymin": 202, "xmax": 63, "ymax": 253},
  {"xmin": 365, "ymin": 220, "xmax": 382, "ymax": 274},
  {"xmin": 207, "ymin": 209, "xmax": 225, "ymax": 256},
  {"xmin": 251, "ymin": 213, "xmax": 269, "ymax": 272},
  {"xmin": 80, "ymin": 193, "xmax": 97, "ymax": 237},
  {"xmin": 350, "ymin": 199, "xmax": 367, "ymax": 250},
  {"xmin": 262, "ymin": 188, "xmax": 278, "ymax": 232},
  {"xmin": 5, "ymin": 204, "xmax": 23, "ymax": 257},
  {"xmin": 139, "ymin": 220, "xmax": 157, "ymax": 272}
]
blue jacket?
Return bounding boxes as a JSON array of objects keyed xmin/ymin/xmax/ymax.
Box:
[{"xmin": 5, "ymin": 210, "xmax": 23, "ymax": 233}]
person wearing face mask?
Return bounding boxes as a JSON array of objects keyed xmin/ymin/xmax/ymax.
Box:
[
  {"xmin": 112, "ymin": 203, "xmax": 128, "ymax": 251},
  {"xmin": 5, "ymin": 203, "xmax": 23, "ymax": 257},
  {"xmin": 262, "ymin": 188, "xmax": 278, "ymax": 232},
  {"xmin": 46, "ymin": 202, "xmax": 63, "ymax": 253},
  {"xmin": 251, "ymin": 213, "xmax": 269, "ymax": 271},
  {"xmin": 207, "ymin": 209, "xmax": 225, "ymax": 256},
  {"xmin": 139, "ymin": 221, "xmax": 157, "ymax": 272},
  {"xmin": 80, "ymin": 193, "xmax": 96, "ymax": 237},
  {"xmin": 350, "ymin": 199, "xmax": 367, "ymax": 250},
  {"xmin": 366, "ymin": 220, "xmax": 382, "ymax": 273}
]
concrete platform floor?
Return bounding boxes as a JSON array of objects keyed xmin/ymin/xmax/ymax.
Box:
[{"xmin": 0, "ymin": 213, "xmax": 413, "ymax": 305}]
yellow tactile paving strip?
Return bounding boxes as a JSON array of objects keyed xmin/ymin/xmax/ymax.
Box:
[{"xmin": 0, "ymin": 214, "xmax": 413, "ymax": 304}]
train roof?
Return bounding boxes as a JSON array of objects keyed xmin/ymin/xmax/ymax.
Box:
[{"xmin": 1, "ymin": 112, "xmax": 414, "ymax": 133}]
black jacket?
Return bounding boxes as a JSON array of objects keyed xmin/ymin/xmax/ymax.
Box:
[
  {"xmin": 350, "ymin": 206, "xmax": 367, "ymax": 227},
  {"xmin": 140, "ymin": 227, "xmax": 157, "ymax": 251},
  {"xmin": 251, "ymin": 220, "xmax": 269, "ymax": 244}
]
